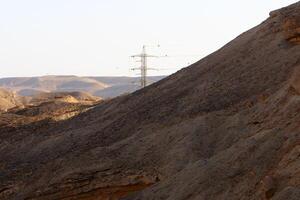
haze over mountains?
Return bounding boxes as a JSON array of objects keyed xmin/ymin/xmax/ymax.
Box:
[
  {"xmin": 0, "ymin": 76, "xmax": 165, "ymax": 99},
  {"xmin": 1, "ymin": 2, "xmax": 300, "ymax": 200}
]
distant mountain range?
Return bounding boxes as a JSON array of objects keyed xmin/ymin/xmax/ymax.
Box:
[{"xmin": 0, "ymin": 75, "xmax": 165, "ymax": 98}]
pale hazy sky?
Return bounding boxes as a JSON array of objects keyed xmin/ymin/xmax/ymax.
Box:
[{"xmin": 0, "ymin": 0, "xmax": 298, "ymax": 78}]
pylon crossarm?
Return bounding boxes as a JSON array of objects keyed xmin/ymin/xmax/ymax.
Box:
[
  {"xmin": 131, "ymin": 67, "xmax": 141, "ymax": 70},
  {"xmin": 145, "ymin": 55, "xmax": 159, "ymax": 58},
  {"xmin": 131, "ymin": 54, "xmax": 143, "ymax": 58},
  {"xmin": 147, "ymin": 68, "xmax": 159, "ymax": 71}
]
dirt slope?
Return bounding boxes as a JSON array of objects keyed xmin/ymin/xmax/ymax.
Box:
[{"xmin": 1, "ymin": 2, "xmax": 300, "ymax": 200}]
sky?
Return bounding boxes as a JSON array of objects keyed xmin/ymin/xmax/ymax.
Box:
[{"xmin": 0, "ymin": 0, "xmax": 298, "ymax": 78}]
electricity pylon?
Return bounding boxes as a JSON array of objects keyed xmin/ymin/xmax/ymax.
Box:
[
  {"xmin": 131, "ymin": 45, "xmax": 201, "ymax": 88},
  {"xmin": 131, "ymin": 45, "xmax": 159, "ymax": 88}
]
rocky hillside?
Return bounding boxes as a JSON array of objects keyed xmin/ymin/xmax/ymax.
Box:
[
  {"xmin": 29, "ymin": 91, "xmax": 101, "ymax": 105},
  {"xmin": 1, "ymin": 2, "xmax": 300, "ymax": 200},
  {"xmin": 0, "ymin": 92, "xmax": 101, "ymax": 129},
  {"xmin": 0, "ymin": 88, "xmax": 25, "ymax": 112}
]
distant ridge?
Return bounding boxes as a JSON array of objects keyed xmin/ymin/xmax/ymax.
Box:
[{"xmin": 0, "ymin": 75, "xmax": 165, "ymax": 98}]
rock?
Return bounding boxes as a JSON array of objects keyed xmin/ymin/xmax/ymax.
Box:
[{"xmin": 1, "ymin": 2, "xmax": 300, "ymax": 200}]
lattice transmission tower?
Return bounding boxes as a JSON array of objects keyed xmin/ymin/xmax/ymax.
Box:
[
  {"xmin": 131, "ymin": 45, "xmax": 201, "ymax": 88},
  {"xmin": 131, "ymin": 45, "xmax": 160, "ymax": 88}
]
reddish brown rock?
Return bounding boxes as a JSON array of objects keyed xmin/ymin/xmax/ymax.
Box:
[{"xmin": 1, "ymin": 2, "xmax": 300, "ymax": 200}]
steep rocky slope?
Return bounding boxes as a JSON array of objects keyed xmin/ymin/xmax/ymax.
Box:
[{"xmin": 1, "ymin": 2, "xmax": 300, "ymax": 200}]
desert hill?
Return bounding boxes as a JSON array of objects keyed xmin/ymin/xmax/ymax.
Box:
[
  {"xmin": 0, "ymin": 76, "xmax": 107, "ymax": 97},
  {"xmin": 0, "ymin": 76, "xmax": 165, "ymax": 99},
  {"xmin": 0, "ymin": 91, "xmax": 101, "ymax": 128},
  {"xmin": 0, "ymin": 2, "xmax": 300, "ymax": 200},
  {"xmin": 29, "ymin": 91, "xmax": 101, "ymax": 105},
  {"xmin": 0, "ymin": 88, "xmax": 26, "ymax": 112}
]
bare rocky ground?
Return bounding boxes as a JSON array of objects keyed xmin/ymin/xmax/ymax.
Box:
[
  {"xmin": 0, "ymin": 88, "xmax": 26, "ymax": 112},
  {"xmin": 1, "ymin": 2, "xmax": 300, "ymax": 200},
  {"xmin": 0, "ymin": 91, "xmax": 101, "ymax": 128}
]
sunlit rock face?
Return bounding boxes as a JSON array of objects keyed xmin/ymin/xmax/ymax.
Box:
[
  {"xmin": 283, "ymin": 18, "xmax": 300, "ymax": 44},
  {"xmin": 270, "ymin": 2, "xmax": 300, "ymax": 44}
]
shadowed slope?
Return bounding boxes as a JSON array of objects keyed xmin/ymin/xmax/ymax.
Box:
[{"xmin": 1, "ymin": 2, "xmax": 300, "ymax": 200}]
